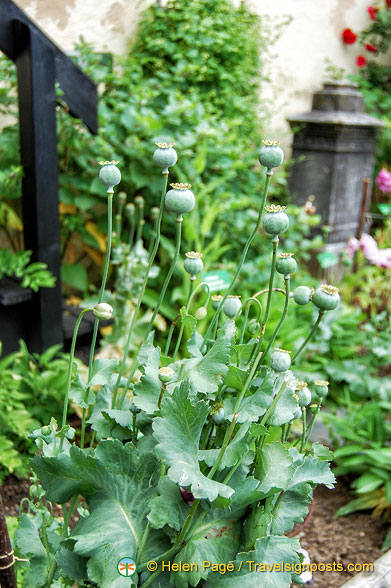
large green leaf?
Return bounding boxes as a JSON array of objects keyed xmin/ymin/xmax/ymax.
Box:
[
  {"xmin": 32, "ymin": 440, "xmax": 160, "ymax": 587},
  {"xmin": 170, "ymin": 320, "xmax": 236, "ymax": 395},
  {"xmin": 88, "ymin": 386, "xmax": 131, "ymax": 440},
  {"xmin": 88, "ymin": 358, "xmax": 119, "ymax": 386},
  {"xmin": 15, "ymin": 514, "xmax": 49, "ymax": 588},
  {"xmin": 256, "ymin": 443, "xmax": 295, "ymax": 496},
  {"xmin": 153, "ymin": 382, "xmax": 234, "ymax": 501},
  {"xmin": 148, "ymin": 476, "xmax": 190, "ymax": 532},
  {"xmin": 207, "ymin": 536, "xmax": 301, "ymax": 587},
  {"xmin": 223, "ymin": 368, "xmax": 275, "ymax": 423},
  {"xmin": 270, "ymin": 483, "xmax": 313, "ymax": 535}
]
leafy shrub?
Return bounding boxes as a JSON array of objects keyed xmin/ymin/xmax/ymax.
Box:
[
  {"xmin": 0, "ymin": 342, "xmax": 72, "ymax": 481},
  {"xmin": 0, "ymin": 0, "xmax": 288, "ymax": 295}
]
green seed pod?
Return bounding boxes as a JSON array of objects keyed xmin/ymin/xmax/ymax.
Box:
[
  {"xmin": 295, "ymin": 381, "xmax": 312, "ymax": 407},
  {"xmin": 259, "ymin": 140, "xmax": 284, "ymax": 170},
  {"xmin": 184, "ymin": 251, "xmax": 203, "ymax": 276},
  {"xmin": 40, "ymin": 425, "xmax": 51, "ymax": 436},
  {"xmin": 125, "ymin": 202, "xmax": 135, "ymax": 220},
  {"xmin": 314, "ymin": 380, "xmax": 329, "ymax": 399},
  {"xmin": 158, "ymin": 366, "xmax": 174, "ymax": 383},
  {"xmin": 165, "ymin": 183, "xmax": 195, "ymax": 216},
  {"xmin": 93, "ymin": 303, "xmax": 113, "ymax": 320},
  {"xmin": 211, "ymin": 405, "xmax": 225, "ymax": 425},
  {"xmin": 293, "ymin": 285, "xmax": 313, "ymax": 306},
  {"xmin": 211, "ymin": 295, "xmax": 223, "ymax": 311},
  {"xmin": 195, "ymin": 306, "xmax": 208, "ymax": 320},
  {"xmin": 118, "ymin": 192, "xmax": 127, "ymax": 205},
  {"xmin": 263, "ymin": 205, "xmax": 289, "ymax": 236},
  {"xmin": 35, "ymin": 437, "xmax": 44, "ymax": 449},
  {"xmin": 151, "ymin": 206, "xmax": 160, "ymax": 221},
  {"xmin": 247, "ymin": 318, "xmax": 260, "ymax": 335},
  {"xmin": 222, "ymin": 295, "xmax": 242, "ymax": 318},
  {"xmin": 130, "ymin": 402, "xmax": 141, "ymax": 415},
  {"xmin": 270, "ymin": 348, "xmax": 292, "ymax": 372},
  {"xmin": 312, "ymin": 285, "xmax": 340, "ymax": 311},
  {"xmin": 30, "ymin": 485, "xmax": 45, "ymax": 499},
  {"xmin": 98, "ymin": 160, "xmax": 121, "ymax": 190},
  {"xmin": 153, "ymin": 142, "xmax": 178, "ymax": 174},
  {"xmin": 135, "ymin": 195, "xmax": 144, "ymax": 208},
  {"xmin": 276, "ymin": 253, "xmax": 297, "ymax": 275}
]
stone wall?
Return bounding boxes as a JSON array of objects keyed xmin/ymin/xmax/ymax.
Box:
[{"xmin": 11, "ymin": 0, "xmax": 372, "ymax": 139}]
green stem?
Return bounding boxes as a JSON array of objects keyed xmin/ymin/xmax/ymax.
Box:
[
  {"xmin": 135, "ymin": 204, "xmax": 145, "ymax": 244},
  {"xmin": 59, "ymin": 308, "xmax": 91, "ymax": 452},
  {"xmin": 291, "ymin": 311, "xmax": 324, "ymax": 363},
  {"xmin": 305, "ymin": 403, "xmax": 322, "ymax": 445},
  {"xmin": 173, "ymin": 279, "xmax": 194, "ymax": 358},
  {"xmin": 260, "ymin": 381, "xmax": 287, "ymax": 427},
  {"xmin": 132, "ymin": 413, "xmax": 138, "ymax": 444},
  {"xmin": 300, "ymin": 407, "xmax": 307, "ymax": 452},
  {"xmin": 250, "ymin": 236, "xmax": 279, "ymax": 362},
  {"xmin": 137, "ymin": 522, "xmax": 150, "ymax": 562},
  {"xmin": 239, "ymin": 297, "xmax": 263, "ymax": 345},
  {"xmin": 88, "ymin": 191, "xmax": 114, "ymax": 382},
  {"xmin": 207, "ymin": 349, "xmax": 265, "ymax": 479},
  {"xmin": 203, "ymin": 172, "xmax": 272, "ymax": 347},
  {"xmin": 112, "ymin": 175, "xmax": 168, "ymax": 408},
  {"xmin": 117, "ymin": 216, "xmax": 182, "ymax": 408},
  {"xmin": 258, "ymin": 275, "xmax": 290, "ymax": 366},
  {"xmin": 164, "ymin": 314, "xmax": 181, "ymax": 357}
]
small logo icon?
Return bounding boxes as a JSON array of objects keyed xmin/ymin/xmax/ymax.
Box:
[{"xmin": 117, "ymin": 557, "xmax": 136, "ymax": 577}]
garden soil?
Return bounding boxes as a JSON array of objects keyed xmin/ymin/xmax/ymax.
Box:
[{"xmin": 2, "ymin": 476, "xmax": 387, "ymax": 588}]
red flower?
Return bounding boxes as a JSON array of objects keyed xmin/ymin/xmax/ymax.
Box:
[
  {"xmin": 367, "ymin": 5, "xmax": 378, "ymax": 19},
  {"xmin": 356, "ymin": 55, "xmax": 367, "ymax": 67},
  {"xmin": 342, "ymin": 28, "xmax": 358, "ymax": 44},
  {"xmin": 365, "ymin": 42, "xmax": 378, "ymax": 52},
  {"xmin": 386, "ymin": 0, "xmax": 391, "ymax": 7}
]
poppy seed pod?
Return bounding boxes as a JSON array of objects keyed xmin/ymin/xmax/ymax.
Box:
[
  {"xmin": 222, "ymin": 295, "xmax": 242, "ymax": 318},
  {"xmin": 158, "ymin": 366, "xmax": 174, "ymax": 383},
  {"xmin": 211, "ymin": 405, "xmax": 225, "ymax": 425},
  {"xmin": 276, "ymin": 253, "xmax": 297, "ymax": 276},
  {"xmin": 295, "ymin": 381, "xmax": 312, "ymax": 407},
  {"xmin": 314, "ymin": 380, "xmax": 329, "ymax": 399},
  {"xmin": 184, "ymin": 251, "xmax": 203, "ymax": 277},
  {"xmin": 98, "ymin": 160, "xmax": 121, "ymax": 190},
  {"xmin": 153, "ymin": 142, "xmax": 178, "ymax": 174},
  {"xmin": 259, "ymin": 140, "xmax": 284, "ymax": 170},
  {"xmin": 312, "ymin": 285, "xmax": 340, "ymax": 311},
  {"xmin": 211, "ymin": 295, "xmax": 223, "ymax": 311},
  {"xmin": 293, "ymin": 285, "xmax": 313, "ymax": 306},
  {"xmin": 93, "ymin": 303, "xmax": 113, "ymax": 320},
  {"xmin": 165, "ymin": 183, "xmax": 195, "ymax": 216},
  {"xmin": 263, "ymin": 205, "xmax": 289, "ymax": 236},
  {"xmin": 270, "ymin": 348, "xmax": 291, "ymax": 372}
]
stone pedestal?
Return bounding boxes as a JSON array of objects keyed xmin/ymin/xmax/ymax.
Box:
[{"xmin": 287, "ymin": 82, "xmax": 383, "ymax": 246}]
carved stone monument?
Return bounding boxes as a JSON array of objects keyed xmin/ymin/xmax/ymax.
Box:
[{"xmin": 287, "ymin": 81, "xmax": 382, "ymax": 248}]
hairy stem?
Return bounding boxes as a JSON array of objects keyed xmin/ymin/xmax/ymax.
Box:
[{"xmin": 291, "ymin": 311, "xmax": 325, "ymax": 363}]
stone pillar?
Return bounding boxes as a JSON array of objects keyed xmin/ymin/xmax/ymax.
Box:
[{"xmin": 287, "ymin": 82, "xmax": 382, "ymax": 248}]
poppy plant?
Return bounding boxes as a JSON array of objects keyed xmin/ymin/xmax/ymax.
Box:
[{"xmin": 367, "ymin": 5, "xmax": 378, "ymax": 19}]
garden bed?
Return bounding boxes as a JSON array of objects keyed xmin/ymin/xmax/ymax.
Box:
[{"xmin": 2, "ymin": 475, "xmax": 386, "ymax": 587}]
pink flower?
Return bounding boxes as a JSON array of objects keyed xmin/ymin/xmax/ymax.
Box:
[
  {"xmin": 371, "ymin": 248, "xmax": 391, "ymax": 268},
  {"xmin": 346, "ymin": 237, "xmax": 360, "ymax": 257},
  {"xmin": 376, "ymin": 168, "xmax": 391, "ymax": 194},
  {"xmin": 360, "ymin": 233, "xmax": 378, "ymax": 261},
  {"xmin": 367, "ymin": 5, "xmax": 379, "ymax": 19}
]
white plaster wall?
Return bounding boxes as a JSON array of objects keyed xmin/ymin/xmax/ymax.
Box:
[{"xmin": 12, "ymin": 0, "xmax": 373, "ymax": 141}]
